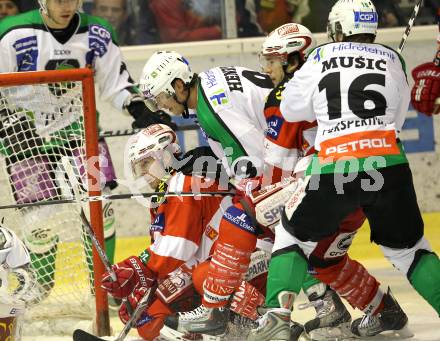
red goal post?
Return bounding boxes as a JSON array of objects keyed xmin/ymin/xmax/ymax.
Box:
[{"xmin": 0, "ymin": 68, "xmax": 110, "ymax": 336}]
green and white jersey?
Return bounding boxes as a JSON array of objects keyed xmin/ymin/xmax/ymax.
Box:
[
  {"xmin": 0, "ymin": 10, "xmax": 135, "ymax": 111},
  {"xmin": 197, "ymin": 66, "xmax": 272, "ymax": 177},
  {"xmin": 0, "ymin": 10, "xmax": 137, "ymax": 154}
]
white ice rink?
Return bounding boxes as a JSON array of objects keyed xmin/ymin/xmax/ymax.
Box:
[{"xmin": 22, "ymin": 258, "xmax": 439, "ymax": 341}]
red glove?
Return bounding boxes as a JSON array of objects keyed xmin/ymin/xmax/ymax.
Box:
[
  {"xmin": 411, "ymin": 62, "xmax": 440, "ymax": 116},
  {"xmin": 101, "ymin": 256, "xmax": 156, "ymax": 299},
  {"xmin": 119, "ymin": 286, "xmax": 152, "ymax": 325}
]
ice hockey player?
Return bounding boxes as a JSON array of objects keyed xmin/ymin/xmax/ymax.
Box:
[
  {"xmin": 0, "ymin": 0, "xmax": 170, "ymax": 301},
  {"xmin": 247, "ymin": 22, "xmax": 366, "ymax": 341},
  {"xmin": 0, "ymin": 222, "xmax": 34, "ymax": 340},
  {"xmin": 101, "ymin": 124, "xmax": 271, "ymax": 340},
  {"xmin": 270, "ymin": 0, "xmax": 440, "ymax": 337},
  {"xmin": 411, "ymin": 23, "xmax": 440, "ymax": 116},
  {"xmin": 137, "ymin": 45, "xmax": 359, "ymax": 339}
]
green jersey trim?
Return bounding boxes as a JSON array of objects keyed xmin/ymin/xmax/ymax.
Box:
[
  {"xmin": 196, "ymin": 83, "xmax": 247, "ymax": 163},
  {"xmin": 306, "ymin": 141, "xmax": 408, "ymax": 175},
  {"xmin": 0, "ymin": 10, "xmax": 118, "ymax": 45}
]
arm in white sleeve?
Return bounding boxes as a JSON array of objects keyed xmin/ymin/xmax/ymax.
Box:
[
  {"xmin": 280, "ymin": 62, "xmax": 316, "ymax": 123},
  {"xmin": 93, "ymin": 40, "xmax": 138, "ymax": 111},
  {"xmin": 0, "ymin": 34, "xmax": 18, "ymax": 73}
]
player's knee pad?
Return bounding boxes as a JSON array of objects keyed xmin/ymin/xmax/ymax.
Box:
[
  {"xmin": 314, "ymin": 256, "xmax": 382, "ymax": 313},
  {"xmin": 380, "ymin": 237, "xmax": 432, "ymax": 276},
  {"xmin": 8, "ymin": 156, "xmax": 58, "ymax": 204},
  {"xmin": 21, "ymin": 206, "xmax": 60, "ymax": 254},
  {"xmin": 157, "ymin": 264, "xmax": 194, "ymax": 306}
]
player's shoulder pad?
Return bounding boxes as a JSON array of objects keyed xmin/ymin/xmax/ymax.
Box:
[
  {"xmin": 79, "ymin": 13, "xmax": 119, "ymax": 46},
  {"xmin": 304, "ymin": 42, "xmax": 333, "ymax": 62},
  {"xmin": 0, "ymin": 10, "xmax": 43, "ymax": 41},
  {"xmin": 377, "ymin": 43, "xmax": 407, "ymax": 75}
]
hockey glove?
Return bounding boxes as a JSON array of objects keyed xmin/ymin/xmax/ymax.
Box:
[
  {"xmin": 126, "ymin": 99, "xmax": 177, "ymax": 130},
  {"xmin": 118, "ymin": 286, "xmax": 153, "ymax": 326},
  {"xmin": 411, "ymin": 62, "xmax": 440, "ymax": 116},
  {"xmin": 177, "ymin": 146, "xmax": 226, "ymax": 179},
  {"xmin": 101, "ymin": 256, "xmax": 156, "ymax": 299}
]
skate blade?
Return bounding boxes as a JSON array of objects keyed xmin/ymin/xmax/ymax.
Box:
[
  {"xmin": 359, "ymin": 323, "xmax": 414, "ymax": 340},
  {"xmin": 159, "ymin": 324, "xmax": 223, "ymax": 340},
  {"xmin": 307, "ymin": 322, "xmax": 357, "ymax": 341}
]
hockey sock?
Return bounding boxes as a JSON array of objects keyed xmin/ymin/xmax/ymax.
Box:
[
  {"xmin": 30, "ymin": 245, "xmax": 57, "ymax": 290},
  {"xmin": 265, "ymin": 250, "xmax": 308, "ymax": 308},
  {"xmin": 302, "ymin": 272, "xmax": 322, "ymax": 294},
  {"xmin": 409, "ymin": 251, "xmax": 440, "ymax": 315},
  {"xmin": 104, "ymin": 231, "xmax": 116, "ymax": 265},
  {"xmin": 103, "ymin": 200, "xmax": 116, "ymax": 264}
]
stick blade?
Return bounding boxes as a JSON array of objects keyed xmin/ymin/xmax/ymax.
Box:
[{"xmin": 73, "ymin": 329, "xmax": 106, "ymax": 341}]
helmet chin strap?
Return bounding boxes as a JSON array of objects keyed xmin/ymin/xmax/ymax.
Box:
[{"xmin": 173, "ymin": 87, "xmax": 191, "ymax": 119}]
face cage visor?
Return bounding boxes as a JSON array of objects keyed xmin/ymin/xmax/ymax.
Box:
[
  {"xmin": 258, "ymin": 53, "xmax": 286, "ymax": 72},
  {"xmin": 143, "ymin": 91, "xmax": 175, "ymax": 116}
]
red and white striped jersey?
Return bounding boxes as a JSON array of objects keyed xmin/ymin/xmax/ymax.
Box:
[
  {"xmin": 263, "ymin": 76, "xmax": 317, "ymax": 184},
  {"xmin": 144, "ymin": 172, "xmax": 232, "ymax": 278}
]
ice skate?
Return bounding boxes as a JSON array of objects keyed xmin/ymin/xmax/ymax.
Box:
[
  {"xmin": 176, "ymin": 304, "xmax": 229, "ymax": 336},
  {"xmin": 247, "ymin": 291, "xmax": 304, "ymax": 341},
  {"xmin": 300, "ymin": 285, "xmax": 352, "ymax": 340},
  {"xmin": 351, "ymin": 287, "xmax": 413, "ymax": 339}
]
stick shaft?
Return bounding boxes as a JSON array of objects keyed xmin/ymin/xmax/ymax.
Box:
[
  {"xmin": 397, "ymin": 0, "xmax": 423, "ymax": 53},
  {"xmin": 99, "ymin": 124, "xmax": 199, "ymax": 139},
  {"xmin": 0, "ymin": 191, "xmax": 234, "ymax": 210}
]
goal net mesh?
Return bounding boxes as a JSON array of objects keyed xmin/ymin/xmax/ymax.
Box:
[{"xmin": 0, "ymin": 75, "xmax": 99, "ymax": 335}]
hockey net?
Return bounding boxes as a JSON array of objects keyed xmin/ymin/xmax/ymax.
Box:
[{"xmin": 0, "ymin": 69, "xmax": 109, "ymax": 336}]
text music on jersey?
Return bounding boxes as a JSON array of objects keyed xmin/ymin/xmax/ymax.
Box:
[{"xmin": 322, "ymin": 57, "xmax": 387, "ymax": 73}]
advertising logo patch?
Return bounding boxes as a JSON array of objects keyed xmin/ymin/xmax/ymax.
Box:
[
  {"xmin": 266, "ymin": 115, "xmax": 283, "ymax": 139},
  {"xmin": 209, "ymin": 89, "xmax": 229, "ymax": 106},
  {"xmin": 223, "ymin": 206, "xmax": 256, "ymax": 234},
  {"xmin": 151, "ymin": 212, "xmax": 165, "ymax": 232},
  {"xmin": 14, "ymin": 36, "xmax": 38, "ymax": 71},
  {"xmin": 89, "ymin": 24, "xmax": 112, "ymax": 57},
  {"xmin": 354, "ymin": 11, "xmax": 378, "ymax": 23}
]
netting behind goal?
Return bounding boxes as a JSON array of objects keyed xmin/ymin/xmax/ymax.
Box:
[{"xmin": 0, "ymin": 69, "xmax": 109, "ymax": 336}]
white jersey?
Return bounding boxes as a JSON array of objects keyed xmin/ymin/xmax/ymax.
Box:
[
  {"xmin": 0, "ymin": 10, "xmax": 135, "ymax": 115},
  {"xmin": 196, "ymin": 66, "xmax": 273, "ymax": 177},
  {"xmin": 280, "ymin": 42, "xmax": 410, "ymax": 173}
]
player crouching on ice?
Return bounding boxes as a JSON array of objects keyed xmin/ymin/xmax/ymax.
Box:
[
  {"xmin": 0, "ymin": 222, "xmax": 37, "ymax": 340},
  {"xmin": 100, "ymin": 124, "xmax": 273, "ymax": 340}
]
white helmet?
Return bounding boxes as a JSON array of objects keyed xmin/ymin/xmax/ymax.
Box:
[
  {"xmin": 38, "ymin": 0, "xmax": 83, "ymax": 15},
  {"xmin": 261, "ymin": 23, "xmax": 316, "ymax": 64},
  {"xmin": 139, "ymin": 51, "xmax": 195, "ymax": 112},
  {"xmin": 127, "ymin": 124, "xmax": 180, "ymax": 184},
  {"xmin": 327, "ymin": 0, "xmax": 378, "ymax": 41}
]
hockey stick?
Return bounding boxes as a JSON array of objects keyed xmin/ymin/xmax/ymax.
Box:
[
  {"xmin": 397, "ymin": 0, "xmax": 423, "ymax": 53},
  {"xmin": 62, "ymin": 157, "xmax": 135, "ymax": 315},
  {"xmin": 0, "ymin": 191, "xmax": 234, "ymax": 210},
  {"xmin": 99, "ymin": 124, "xmax": 199, "ymax": 139},
  {"xmin": 73, "ymin": 287, "xmax": 154, "ymax": 341}
]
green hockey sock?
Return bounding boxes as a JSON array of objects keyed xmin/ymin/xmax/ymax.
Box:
[
  {"xmin": 104, "ymin": 231, "xmax": 116, "ymax": 265},
  {"xmin": 409, "ymin": 252, "xmax": 440, "ymax": 316},
  {"xmin": 265, "ymin": 250, "xmax": 309, "ymax": 307}
]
